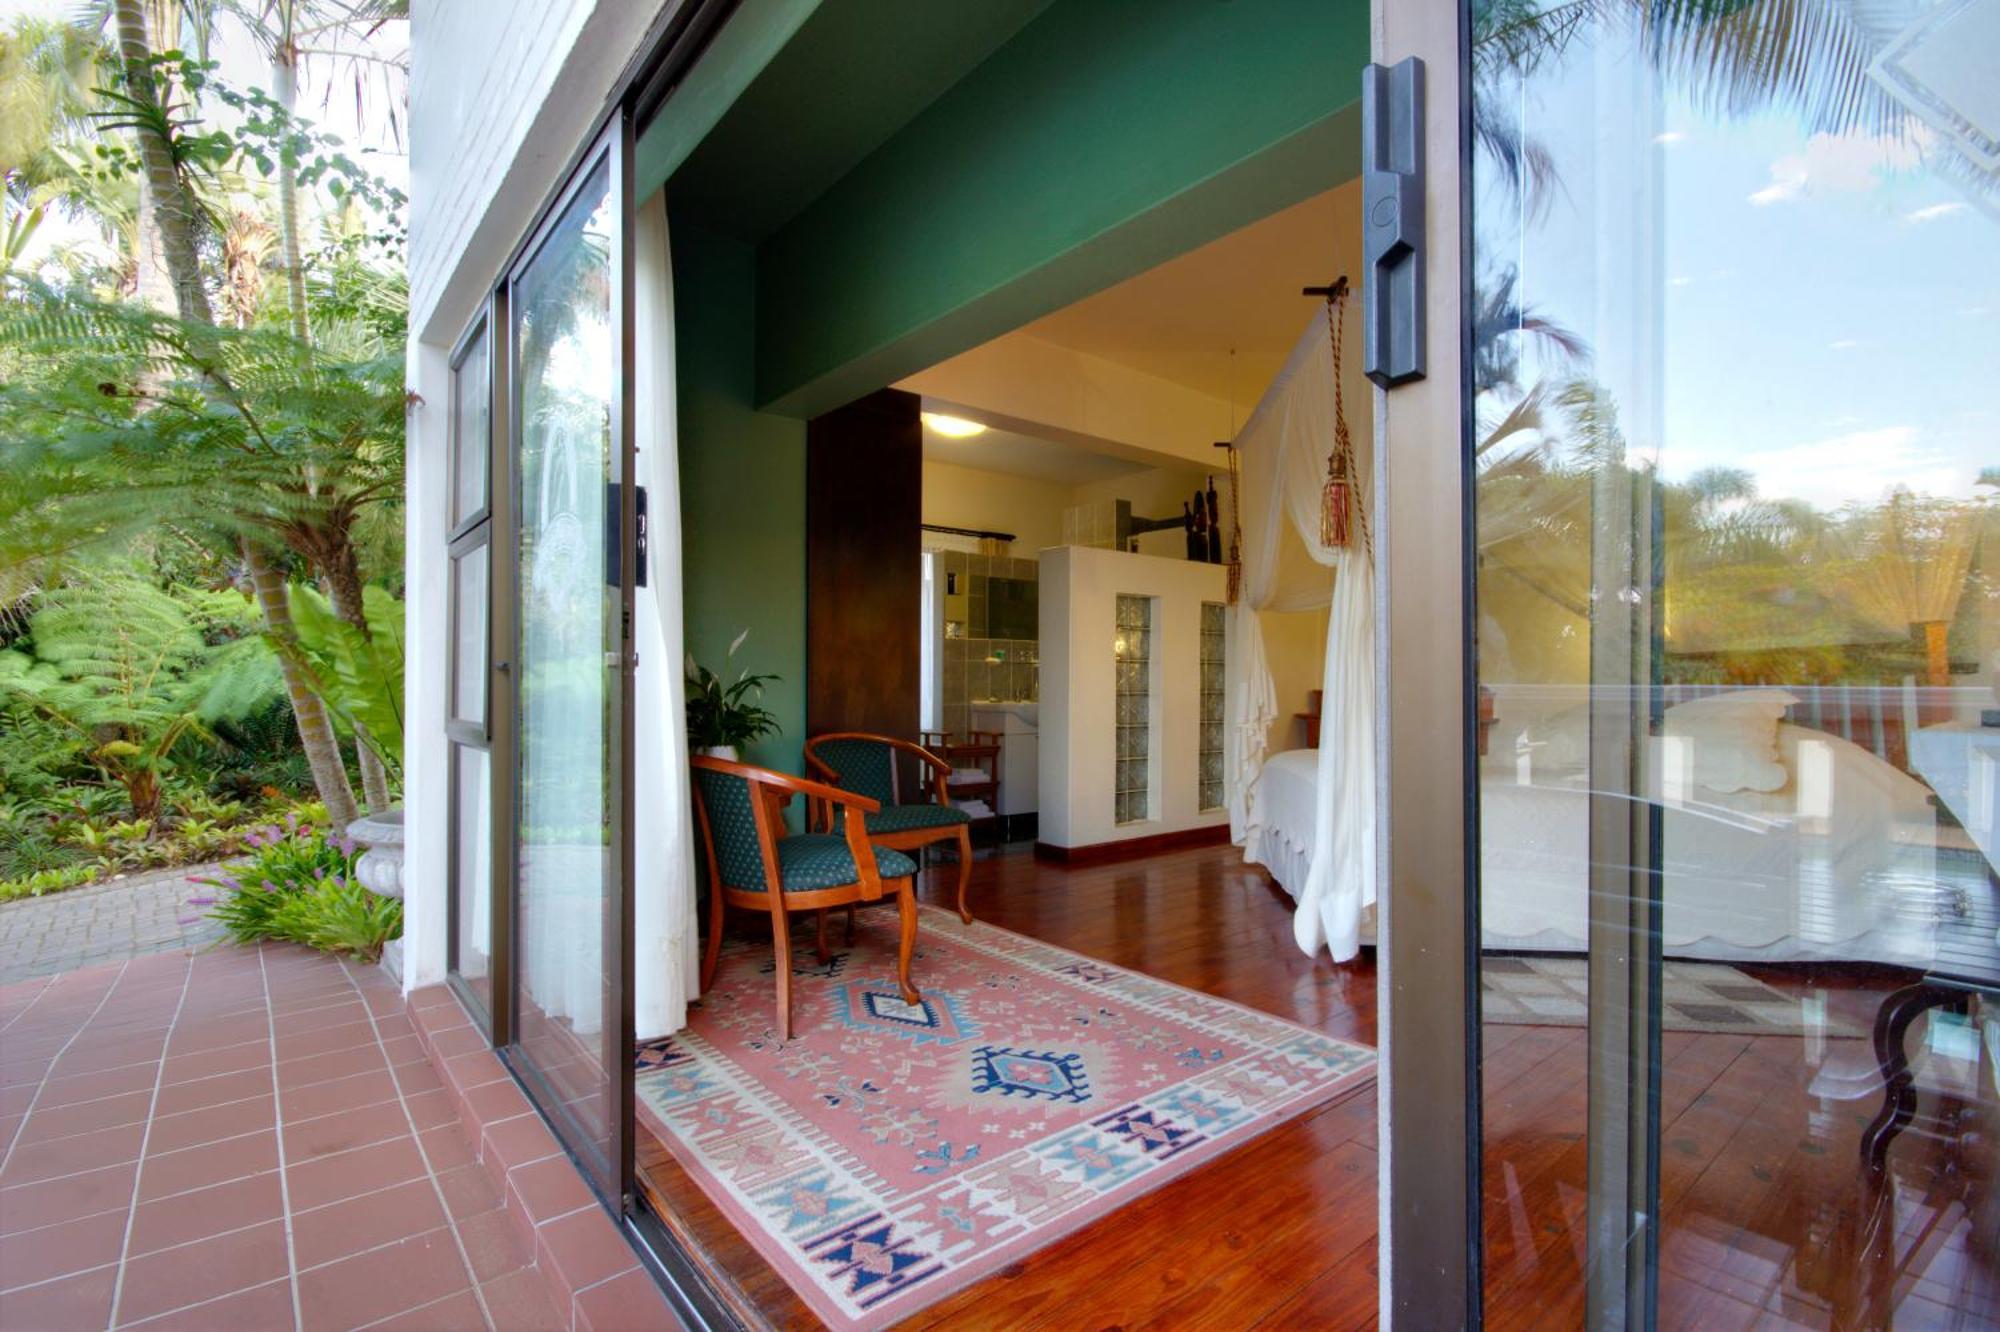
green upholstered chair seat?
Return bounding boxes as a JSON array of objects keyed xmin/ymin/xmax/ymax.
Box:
[
  {"xmin": 774, "ymin": 835, "xmax": 917, "ymax": 892},
  {"xmin": 865, "ymin": 803, "xmax": 973, "ymax": 834}
]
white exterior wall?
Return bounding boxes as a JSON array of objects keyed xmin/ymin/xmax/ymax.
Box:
[
  {"xmin": 1038, "ymin": 546, "xmax": 1229, "ymax": 849},
  {"xmin": 402, "ymin": 0, "xmax": 666, "ymax": 991}
]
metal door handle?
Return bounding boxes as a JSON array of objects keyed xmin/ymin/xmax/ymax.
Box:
[{"xmin": 1362, "ymin": 57, "xmax": 1426, "ymax": 388}]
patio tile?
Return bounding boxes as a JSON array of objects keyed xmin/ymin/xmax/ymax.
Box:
[
  {"xmin": 127, "ymin": 1171, "xmax": 285, "ymax": 1256},
  {"xmin": 463, "ymin": 1076, "xmax": 532, "ymax": 1126},
  {"xmin": 280, "ymin": 1067, "xmax": 399, "ymax": 1124},
  {"xmin": 152, "ymin": 1067, "xmax": 271, "ymax": 1116},
  {"xmin": 120, "ymin": 1277, "xmax": 294, "ymax": 1331},
  {"xmin": 1, "ymin": 1119, "xmax": 146, "ymax": 1184},
  {"xmin": 143, "ymin": 1093, "xmax": 277, "ymax": 1154},
  {"xmin": 156, "ymin": 1041, "xmax": 270, "ymax": 1087},
  {"xmin": 134, "ymin": 1130, "xmax": 278, "ymax": 1201},
  {"xmin": 0, "ymin": 1260, "xmax": 116, "ymax": 1329},
  {"xmin": 534, "ymin": 1206, "xmax": 639, "ymax": 1304},
  {"xmin": 436, "ymin": 1163, "xmax": 505, "ymax": 1216},
  {"xmin": 282, "ymin": 1099, "xmax": 412, "ymax": 1164},
  {"xmin": 291, "ymin": 1177, "xmax": 449, "ymax": 1270},
  {"xmin": 0, "ymin": 1205, "xmax": 129, "ymax": 1290},
  {"xmin": 404, "ymin": 1087, "xmax": 460, "ymax": 1130},
  {"xmin": 451, "ymin": 1205, "xmax": 533, "ymax": 1281},
  {"xmin": 574, "ymin": 1267, "xmax": 678, "ymax": 1332},
  {"xmin": 481, "ymin": 1112, "xmax": 560, "ymax": 1174},
  {"xmin": 113, "ymin": 1218, "xmax": 289, "ymax": 1325},
  {"xmin": 273, "ymin": 1018, "xmax": 378, "ymax": 1062},
  {"xmin": 0, "ymin": 1161, "xmax": 136, "ymax": 1234},
  {"xmin": 12, "ymin": 1088, "xmax": 154, "ymax": 1145},
  {"xmin": 478, "ymin": 1267, "xmax": 570, "ymax": 1332},
  {"xmin": 277, "ymin": 1042, "xmax": 388, "ymax": 1091},
  {"xmin": 420, "ymin": 1123, "xmax": 478, "ymax": 1172},
  {"xmin": 286, "ymin": 1135, "xmax": 426, "ymax": 1211},
  {"xmin": 372, "ymin": 1288, "xmax": 491, "ymax": 1330},
  {"xmin": 295, "ymin": 1227, "xmax": 472, "ymax": 1332},
  {"xmin": 504, "ymin": 1155, "xmax": 595, "ymax": 1226}
]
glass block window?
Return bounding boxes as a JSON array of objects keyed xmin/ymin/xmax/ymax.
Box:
[
  {"xmin": 1199, "ymin": 602, "xmax": 1226, "ymax": 811},
  {"xmin": 1114, "ymin": 595, "xmax": 1153, "ymax": 824}
]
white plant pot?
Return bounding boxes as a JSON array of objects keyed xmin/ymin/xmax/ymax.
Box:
[
  {"xmin": 345, "ymin": 808, "xmax": 406, "ymax": 901},
  {"xmin": 699, "ymin": 745, "xmax": 740, "ymax": 762}
]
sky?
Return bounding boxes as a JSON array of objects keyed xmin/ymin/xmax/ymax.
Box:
[{"xmin": 1475, "ymin": 17, "xmax": 2000, "ymax": 516}]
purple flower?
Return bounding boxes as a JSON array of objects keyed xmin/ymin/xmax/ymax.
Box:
[
  {"xmin": 334, "ymin": 836, "xmax": 355, "ymax": 856},
  {"xmin": 260, "ymin": 879, "xmax": 278, "ymax": 893},
  {"xmin": 187, "ymin": 895, "xmax": 216, "ymax": 907}
]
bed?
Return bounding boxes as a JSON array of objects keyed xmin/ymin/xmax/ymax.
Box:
[{"xmin": 1249, "ymin": 692, "xmax": 1943, "ymax": 965}]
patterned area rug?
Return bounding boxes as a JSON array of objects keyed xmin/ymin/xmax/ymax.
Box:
[
  {"xmin": 636, "ymin": 906, "xmax": 1375, "ymax": 1330},
  {"xmin": 1482, "ymin": 956, "xmax": 1864, "ymax": 1036}
]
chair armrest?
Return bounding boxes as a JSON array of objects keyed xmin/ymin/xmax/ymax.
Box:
[{"xmin": 691, "ymin": 755, "xmax": 883, "ymax": 813}]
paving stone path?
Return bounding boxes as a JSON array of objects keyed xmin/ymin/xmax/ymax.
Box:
[{"xmin": 0, "ymin": 863, "xmax": 228, "ymax": 985}]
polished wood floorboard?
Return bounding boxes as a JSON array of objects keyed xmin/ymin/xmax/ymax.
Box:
[{"xmin": 637, "ymin": 843, "xmax": 1997, "ymax": 1330}]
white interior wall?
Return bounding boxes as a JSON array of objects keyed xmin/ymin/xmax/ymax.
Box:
[
  {"xmin": 922, "ymin": 459, "xmax": 1070, "ymax": 554},
  {"xmin": 1039, "ymin": 546, "xmax": 1230, "ymax": 849}
]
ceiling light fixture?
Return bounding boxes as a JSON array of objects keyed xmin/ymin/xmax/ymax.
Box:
[{"xmin": 923, "ymin": 412, "xmax": 988, "ymax": 438}]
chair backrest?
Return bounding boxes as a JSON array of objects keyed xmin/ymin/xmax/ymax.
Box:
[
  {"xmin": 690, "ymin": 765, "xmax": 772, "ymax": 892},
  {"xmin": 806, "ymin": 735, "xmax": 898, "ymax": 806}
]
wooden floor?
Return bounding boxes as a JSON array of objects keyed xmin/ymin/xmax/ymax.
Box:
[{"xmin": 637, "ymin": 843, "xmax": 1998, "ymax": 1330}]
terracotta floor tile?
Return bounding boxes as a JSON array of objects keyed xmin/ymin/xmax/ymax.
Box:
[
  {"xmin": 463, "ymin": 1077, "xmax": 532, "ymax": 1126},
  {"xmin": 12, "ymin": 1089, "xmax": 155, "ymax": 1145},
  {"xmin": 119, "ymin": 1277, "xmax": 294, "ymax": 1331},
  {"xmin": 1, "ymin": 1120, "xmax": 146, "ymax": 1185},
  {"xmin": 419, "ymin": 1123, "xmax": 478, "ymax": 1173},
  {"xmin": 135, "ymin": 1130, "xmax": 278, "ymax": 1201},
  {"xmin": 370, "ymin": 1288, "xmax": 491, "ymax": 1331},
  {"xmin": 126, "ymin": 1170, "xmax": 285, "ymax": 1256},
  {"xmin": 292, "ymin": 1176, "xmax": 450, "ymax": 1270},
  {"xmin": 156, "ymin": 1041, "xmax": 271, "ymax": 1088},
  {"xmin": 143, "ymin": 1094, "xmax": 277, "ymax": 1155},
  {"xmin": 534, "ymin": 1206, "xmax": 639, "ymax": 1304},
  {"xmin": 277, "ymin": 1043, "xmax": 387, "ymax": 1092},
  {"xmin": 425, "ymin": 1026, "xmax": 489, "ymax": 1060},
  {"xmin": 280, "ymin": 1067, "xmax": 400, "ymax": 1125},
  {"xmin": 478, "ymin": 1267, "xmax": 571, "ymax": 1332},
  {"xmin": 0, "ymin": 1206, "xmax": 129, "ymax": 1291},
  {"xmin": 295, "ymin": 1227, "xmax": 472, "ymax": 1332},
  {"xmin": 0, "ymin": 1161, "xmax": 136, "ymax": 1234},
  {"xmin": 282, "ymin": 1099, "xmax": 411, "ymax": 1164},
  {"xmin": 403, "ymin": 1088, "xmax": 459, "ymax": 1131},
  {"xmin": 452, "ymin": 1205, "xmax": 533, "ymax": 1282},
  {"xmin": 573, "ymin": 1267, "xmax": 677, "ymax": 1332},
  {"xmin": 444, "ymin": 1049, "xmax": 509, "ymax": 1093},
  {"xmin": 112, "ymin": 1218, "xmax": 289, "ymax": 1325},
  {"xmin": 504, "ymin": 1155, "xmax": 595, "ymax": 1227},
  {"xmin": 163, "ymin": 1015, "xmax": 270, "ymax": 1056},
  {"xmin": 152, "ymin": 1067, "xmax": 272, "ymax": 1117},
  {"xmin": 481, "ymin": 1113, "xmax": 559, "ymax": 1174},
  {"xmin": 391, "ymin": 1056, "xmax": 446, "ymax": 1097},
  {"xmin": 435, "ymin": 1162, "xmax": 506, "ymax": 1218},
  {"xmin": 285, "ymin": 1135, "xmax": 426, "ymax": 1211},
  {"xmin": 0, "ymin": 1260, "xmax": 117, "ymax": 1330}
]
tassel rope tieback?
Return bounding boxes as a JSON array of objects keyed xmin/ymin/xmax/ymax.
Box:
[{"xmin": 1320, "ymin": 285, "xmax": 1368, "ymax": 555}]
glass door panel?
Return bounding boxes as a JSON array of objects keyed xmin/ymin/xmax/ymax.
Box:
[
  {"xmin": 1469, "ymin": 0, "xmax": 1999, "ymax": 1324},
  {"xmin": 508, "ymin": 136, "xmax": 630, "ymax": 1200}
]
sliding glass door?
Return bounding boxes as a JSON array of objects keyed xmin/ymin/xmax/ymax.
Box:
[
  {"xmin": 1466, "ymin": 1, "xmax": 1999, "ymax": 1326},
  {"xmin": 504, "ymin": 116, "xmax": 635, "ymax": 1204}
]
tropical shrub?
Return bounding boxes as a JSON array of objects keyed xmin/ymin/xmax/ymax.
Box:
[
  {"xmin": 201, "ymin": 815, "xmax": 400, "ymax": 961},
  {"xmin": 686, "ymin": 631, "xmax": 781, "ymax": 751}
]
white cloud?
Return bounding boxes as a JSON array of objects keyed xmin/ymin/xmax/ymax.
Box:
[
  {"xmin": 1827, "ymin": 339, "xmax": 1860, "ymax": 350},
  {"xmin": 1735, "ymin": 426, "xmax": 1977, "ymax": 509},
  {"xmin": 1654, "ymin": 131, "xmax": 1688, "ymax": 145},
  {"xmin": 1748, "ymin": 130, "xmax": 1930, "ymax": 206},
  {"xmin": 1905, "ymin": 202, "xmax": 1969, "ymax": 223}
]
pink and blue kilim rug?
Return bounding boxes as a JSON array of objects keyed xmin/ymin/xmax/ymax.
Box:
[{"xmin": 636, "ymin": 904, "xmax": 1375, "ymax": 1329}]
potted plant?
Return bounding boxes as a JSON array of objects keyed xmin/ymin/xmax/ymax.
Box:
[{"xmin": 686, "ymin": 631, "xmax": 781, "ymax": 761}]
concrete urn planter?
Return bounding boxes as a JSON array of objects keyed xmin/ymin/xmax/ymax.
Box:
[
  {"xmin": 346, "ymin": 808, "xmax": 407, "ymax": 900},
  {"xmin": 346, "ymin": 808, "xmax": 408, "ymax": 982}
]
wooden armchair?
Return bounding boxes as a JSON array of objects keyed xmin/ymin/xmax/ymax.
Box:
[
  {"xmin": 690, "ymin": 755, "xmax": 922, "ymax": 1041},
  {"xmin": 804, "ymin": 733, "xmax": 976, "ymax": 923}
]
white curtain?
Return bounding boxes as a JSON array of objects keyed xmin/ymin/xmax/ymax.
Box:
[
  {"xmin": 633, "ymin": 192, "xmax": 700, "ymax": 1040},
  {"xmin": 1224, "ymin": 304, "xmax": 1377, "ymax": 962}
]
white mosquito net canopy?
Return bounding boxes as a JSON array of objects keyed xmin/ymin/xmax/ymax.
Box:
[{"xmin": 1223, "ymin": 300, "xmax": 1376, "ymax": 962}]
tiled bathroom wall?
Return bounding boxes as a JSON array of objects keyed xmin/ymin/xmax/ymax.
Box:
[{"xmin": 937, "ymin": 551, "xmax": 1039, "ymax": 740}]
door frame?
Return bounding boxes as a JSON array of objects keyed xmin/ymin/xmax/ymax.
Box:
[{"xmin": 1372, "ymin": 0, "xmax": 1481, "ymax": 1327}]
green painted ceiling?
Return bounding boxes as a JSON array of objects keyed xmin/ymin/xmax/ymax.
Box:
[{"xmin": 664, "ymin": 0, "xmax": 1054, "ymax": 240}]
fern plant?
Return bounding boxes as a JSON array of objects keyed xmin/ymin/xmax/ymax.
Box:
[{"xmin": 0, "ymin": 573, "xmax": 280, "ymax": 819}]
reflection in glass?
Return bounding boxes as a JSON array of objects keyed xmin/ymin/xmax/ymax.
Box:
[
  {"xmin": 452, "ymin": 322, "xmax": 489, "ymax": 527},
  {"xmin": 451, "ymin": 543, "xmax": 487, "ymax": 727},
  {"xmin": 454, "ymin": 744, "xmax": 491, "ymax": 1006},
  {"xmin": 512, "ymin": 162, "xmax": 616, "ymax": 1178},
  {"xmin": 1470, "ymin": 0, "xmax": 1998, "ymax": 1323}
]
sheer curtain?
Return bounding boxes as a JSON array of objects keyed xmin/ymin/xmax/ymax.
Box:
[
  {"xmin": 1224, "ymin": 302, "xmax": 1377, "ymax": 961},
  {"xmin": 633, "ymin": 191, "xmax": 700, "ymax": 1039}
]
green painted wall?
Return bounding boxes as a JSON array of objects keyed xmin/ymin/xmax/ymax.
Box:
[
  {"xmin": 672, "ymin": 217, "xmax": 808, "ymax": 782},
  {"xmin": 752, "ymin": 0, "xmax": 1366, "ymax": 414}
]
